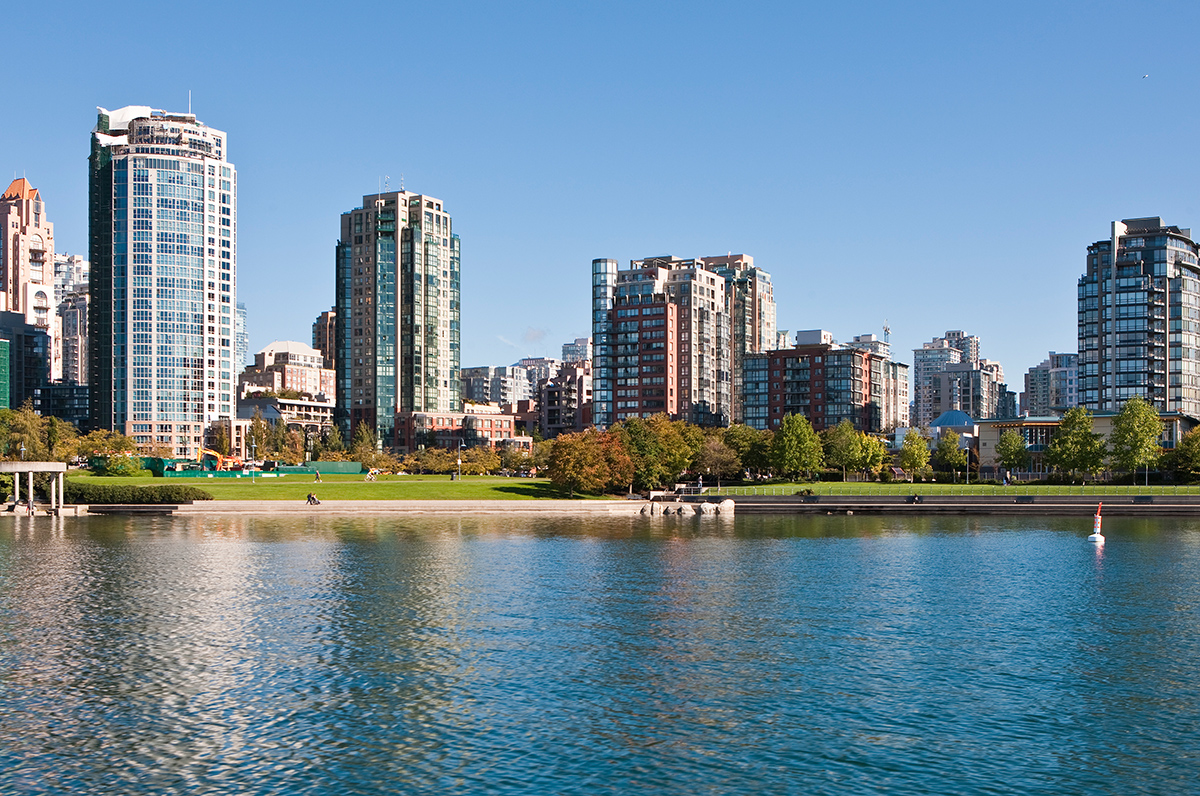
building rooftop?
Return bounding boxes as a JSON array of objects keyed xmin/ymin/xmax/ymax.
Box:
[{"xmin": 1, "ymin": 178, "xmax": 38, "ymax": 202}]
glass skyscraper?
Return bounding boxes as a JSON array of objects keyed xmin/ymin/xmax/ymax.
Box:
[
  {"xmin": 89, "ymin": 106, "xmax": 236, "ymax": 457},
  {"xmin": 1078, "ymin": 217, "xmax": 1200, "ymax": 415},
  {"xmin": 335, "ymin": 190, "xmax": 460, "ymax": 447}
]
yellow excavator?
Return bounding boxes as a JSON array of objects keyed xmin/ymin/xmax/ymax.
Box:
[{"xmin": 200, "ymin": 449, "xmax": 245, "ymax": 471}]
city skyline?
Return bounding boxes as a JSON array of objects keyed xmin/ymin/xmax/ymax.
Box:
[{"xmin": 6, "ymin": 1, "xmax": 1200, "ymax": 386}]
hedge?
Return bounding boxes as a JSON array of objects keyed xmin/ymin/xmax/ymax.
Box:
[{"xmin": 63, "ymin": 480, "xmax": 214, "ymax": 505}]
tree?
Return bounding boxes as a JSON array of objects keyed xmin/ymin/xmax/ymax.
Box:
[
  {"xmin": 1166, "ymin": 427, "xmax": 1200, "ymax": 482},
  {"xmin": 771, "ymin": 413, "xmax": 823, "ymax": 480},
  {"xmin": 462, "ymin": 446, "xmax": 501, "ymax": 475},
  {"xmin": 351, "ymin": 421, "xmax": 377, "ymax": 456},
  {"xmin": 548, "ymin": 429, "xmax": 611, "ymax": 497},
  {"xmin": 694, "ymin": 436, "xmax": 740, "ymax": 485},
  {"xmin": 995, "ymin": 429, "xmax": 1029, "ymax": 474},
  {"xmin": 822, "ymin": 419, "xmax": 862, "ymax": 481},
  {"xmin": 1108, "ymin": 395, "xmax": 1163, "ymax": 482},
  {"xmin": 896, "ymin": 429, "xmax": 931, "ymax": 482},
  {"xmin": 324, "ymin": 424, "xmax": 346, "ymax": 453},
  {"xmin": 1044, "ymin": 407, "xmax": 1106, "ymax": 484},
  {"xmin": 856, "ymin": 433, "xmax": 888, "ymax": 479},
  {"xmin": 212, "ymin": 424, "xmax": 231, "ymax": 456},
  {"xmin": 934, "ymin": 432, "xmax": 968, "ymax": 482},
  {"xmin": 614, "ymin": 417, "xmax": 669, "ymax": 491},
  {"xmin": 7, "ymin": 400, "xmax": 47, "ymax": 461},
  {"xmin": 248, "ymin": 407, "xmax": 271, "ymax": 459},
  {"xmin": 45, "ymin": 417, "xmax": 79, "ymax": 462},
  {"xmin": 271, "ymin": 417, "xmax": 290, "ymax": 457},
  {"xmin": 75, "ymin": 429, "xmax": 138, "ymax": 460},
  {"xmin": 599, "ymin": 431, "xmax": 635, "ymax": 492}
]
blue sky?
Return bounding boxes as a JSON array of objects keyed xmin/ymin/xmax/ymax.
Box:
[{"xmin": 6, "ymin": 0, "xmax": 1200, "ymax": 387}]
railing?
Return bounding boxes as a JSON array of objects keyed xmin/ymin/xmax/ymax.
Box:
[{"xmin": 706, "ymin": 483, "xmax": 1200, "ymax": 497}]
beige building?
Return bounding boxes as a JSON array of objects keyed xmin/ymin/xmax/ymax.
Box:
[
  {"xmin": 1, "ymin": 178, "xmax": 61, "ymax": 380},
  {"xmin": 312, "ymin": 308, "xmax": 336, "ymax": 371},
  {"xmin": 239, "ymin": 340, "xmax": 335, "ymax": 399}
]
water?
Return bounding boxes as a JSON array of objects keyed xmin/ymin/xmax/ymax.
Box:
[{"xmin": 1, "ymin": 514, "xmax": 1199, "ymax": 795}]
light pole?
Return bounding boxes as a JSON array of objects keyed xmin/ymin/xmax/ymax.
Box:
[
  {"xmin": 457, "ymin": 442, "xmax": 466, "ymax": 480},
  {"xmin": 251, "ymin": 441, "xmax": 257, "ymax": 484},
  {"xmin": 19, "ymin": 443, "xmax": 25, "ymax": 461}
]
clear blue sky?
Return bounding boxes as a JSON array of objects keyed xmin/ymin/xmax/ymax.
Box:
[{"xmin": 6, "ymin": 0, "xmax": 1199, "ymax": 388}]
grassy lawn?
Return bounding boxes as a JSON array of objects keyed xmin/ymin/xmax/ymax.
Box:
[
  {"xmin": 708, "ymin": 482, "xmax": 1200, "ymax": 497},
  {"xmin": 65, "ymin": 472, "xmax": 592, "ymax": 501}
]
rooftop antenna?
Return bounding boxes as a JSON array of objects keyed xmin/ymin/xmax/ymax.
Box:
[
  {"xmin": 400, "ymin": 173, "xmax": 405, "ymax": 191},
  {"xmin": 384, "ymin": 175, "xmax": 390, "ymax": 193},
  {"xmin": 188, "ymin": 89, "xmax": 192, "ymax": 114},
  {"xmin": 883, "ymin": 320, "xmax": 891, "ymax": 343}
]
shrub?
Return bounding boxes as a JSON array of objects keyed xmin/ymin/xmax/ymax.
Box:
[{"xmin": 63, "ymin": 479, "xmax": 214, "ymax": 505}]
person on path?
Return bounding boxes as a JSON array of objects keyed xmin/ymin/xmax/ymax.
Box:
[
  {"xmin": 314, "ymin": 471, "xmax": 322, "ymax": 483},
  {"xmin": 306, "ymin": 492, "xmax": 320, "ymax": 505}
]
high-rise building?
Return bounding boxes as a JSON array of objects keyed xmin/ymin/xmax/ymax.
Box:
[
  {"xmin": 705, "ymin": 255, "xmax": 776, "ymax": 424},
  {"xmin": 235, "ymin": 301, "xmax": 248, "ymax": 369},
  {"xmin": 1022, "ymin": 351, "xmax": 1078, "ymax": 416},
  {"xmin": 1, "ymin": 178, "xmax": 60, "ymax": 382},
  {"xmin": 561, "ymin": 336, "xmax": 591, "ymax": 364},
  {"xmin": 336, "ymin": 189, "xmax": 460, "ymax": 446},
  {"xmin": 912, "ymin": 330, "xmax": 983, "ymax": 427},
  {"xmin": 540, "ymin": 360, "xmax": 592, "ymax": 438},
  {"xmin": 461, "ymin": 365, "xmax": 532, "ymax": 405},
  {"xmin": 312, "ymin": 307, "xmax": 336, "ymax": 370},
  {"xmin": 59, "ymin": 292, "xmax": 88, "ymax": 385},
  {"xmin": 590, "ymin": 255, "xmax": 736, "ymax": 427},
  {"xmin": 89, "ymin": 106, "xmax": 236, "ymax": 457},
  {"xmin": 53, "ymin": 253, "xmax": 89, "ymax": 306},
  {"xmin": 1078, "ymin": 217, "xmax": 1200, "ymax": 414}
]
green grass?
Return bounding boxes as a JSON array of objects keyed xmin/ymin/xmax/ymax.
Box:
[
  {"xmin": 708, "ymin": 482, "xmax": 1200, "ymax": 497},
  {"xmin": 65, "ymin": 472, "xmax": 591, "ymax": 501}
]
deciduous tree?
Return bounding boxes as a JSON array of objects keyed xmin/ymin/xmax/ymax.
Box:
[
  {"xmin": 1108, "ymin": 395, "xmax": 1163, "ymax": 481},
  {"xmin": 772, "ymin": 413, "xmax": 823, "ymax": 480},
  {"xmin": 934, "ymin": 432, "xmax": 967, "ymax": 481},
  {"xmin": 995, "ymin": 429, "xmax": 1029, "ymax": 474},
  {"xmin": 1044, "ymin": 407, "xmax": 1106, "ymax": 484},
  {"xmin": 548, "ymin": 429, "xmax": 611, "ymax": 497},
  {"xmin": 896, "ymin": 429, "xmax": 931, "ymax": 482},
  {"xmin": 856, "ymin": 433, "xmax": 888, "ymax": 478},
  {"xmin": 822, "ymin": 419, "xmax": 861, "ymax": 481}
]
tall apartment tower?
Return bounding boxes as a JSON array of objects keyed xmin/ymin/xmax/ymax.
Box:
[
  {"xmin": 591, "ymin": 256, "xmax": 732, "ymax": 428},
  {"xmin": 312, "ymin": 307, "xmax": 336, "ymax": 370},
  {"xmin": 336, "ymin": 190, "xmax": 460, "ymax": 446},
  {"xmin": 912, "ymin": 330, "xmax": 982, "ymax": 427},
  {"xmin": 705, "ymin": 254, "xmax": 777, "ymax": 424},
  {"xmin": 1022, "ymin": 352, "xmax": 1078, "ymax": 416},
  {"xmin": 1, "ymin": 178, "xmax": 61, "ymax": 381},
  {"xmin": 89, "ymin": 106, "xmax": 236, "ymax": 457},
  {"xmin": 1078, "ymin": 218, "xmax": 1200, "ymax": 415}
]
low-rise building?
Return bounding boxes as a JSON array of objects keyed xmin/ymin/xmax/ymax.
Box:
[
  {"xmin": 394, "ymin": 402, "xmax": 525, "ymax": 452},
  {"xmin": 540, "ymin": 361, "xmax": 592, "ymax": 438},
  {"xmin": 239, "ymin": 340, "xmax": 335, "ymax": 400}
]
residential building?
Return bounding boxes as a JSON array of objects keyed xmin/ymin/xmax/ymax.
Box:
[
  {"xmin": 540, "ymin": 360, "xmax": 592, "ymax": 438},
  {"xmin": 239, "ymin": 340, "xmax": 335, "ymax": 399},
  {"xmin": 927, "ymin": 361, "xmax": 1001, "ymax": 421},
  {"xmin": 89, "ymin": 105, "xmax": 237, "ymax": 459},
  {"xmin": 706, "ymin": 254, "xmax": 777, "ymax": 423},
  {"xmin": 996, "ymin": 384, "xmax": 1018, "ymax": 419},
  {"xmin": 501, "ymin": 399, "xmax": 539, "ymax": 438},
  {"xmin": 58, "ymin": 291, "xmax": 88, "ymax": 385},
  {"xmin": 1, "ymin": 178, "xmax": 60, "ymax": 382},
  {"xmin": 336, "ymin": 189, "xmax": 460, "ymax": 446},
  {"xmin": 1079, "ymin": 217, "xmax": 1200, "ymax": 414},
  {"xmin": 0, "ymin": 311, "xmax": 49, "ymax": 409},
  {"xmin": 912, "ymin": 330, "xmax": 984, "ymax": 426},
  {"xmin": 235, "ymin": 301, "xmax": 248, "ymax": 369},
  {"xmin": 394, "ymin": 402, "xmax": 527, "ymax": 453},
  {"xmin": 515, "ymin": 356, "xmax": 561, "ymax": 396},
  {"xmin": 561, "ymin": 337, "xmax": 591, "ymax": 364},
  {"xmin": 0, "ymin": 339, "xmax": 8, "ymax": 409},
  {"xmin": 462, "ymin": 365, "xmax": 532, "ymax": 405},
  {"xmin": 312, "ymin": 307, "xmax": 336, "ymax": 370},
  {"xmin": 34, "ymin": 384, "xmax": 89, "ymax": 428},
  {"xmin": 744, "ymin": 332, "xmax": 909, "ymax": 432},
  {"xmin": 591, "ymin": 255, "xmax": 734, "ymax": 427},
  {"xmin": 52, "ymin": 253, "xmax": 89, "ymax": 307},
  {"xmin": 1022, "ymin": 352, "xmax": 1078, "ymax": 416}
]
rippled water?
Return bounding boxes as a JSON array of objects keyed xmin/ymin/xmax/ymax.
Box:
[{"xmin": 1, "ymin": 514, "xmax": 1199, "ymax": 795}]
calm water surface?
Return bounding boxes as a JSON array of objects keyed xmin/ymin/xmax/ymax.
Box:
[{"xmin": 1, "ymin": 514, "xmax": 1199, "ymax": 795}]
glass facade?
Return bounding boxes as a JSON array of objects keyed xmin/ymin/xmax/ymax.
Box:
[
  {"xmin": 1078, "ymin": 218, "xmax": 1200, "ymax": 415},
  {"xmin": 89, "ymin": 107, "xmax": 235, "ymax": 456}
]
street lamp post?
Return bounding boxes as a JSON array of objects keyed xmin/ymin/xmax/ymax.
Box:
[
  {"xmin": 457, "ymin": 443, "xmax": 467, "ymax": 480},
  {"xmin": 251, "ymin": 442, "xmax": 257, "ymax": 484},
  {"xmin": 19, "ymin": 443, "xmax": 25, "ymax": 461}
]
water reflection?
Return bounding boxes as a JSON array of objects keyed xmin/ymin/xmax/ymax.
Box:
[{"xmin": 1, "ymin": 514, "xmax": 1199, "ymax": 794}]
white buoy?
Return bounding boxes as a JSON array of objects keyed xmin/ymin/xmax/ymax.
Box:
[{"xmin": 1088, "ymin": 502, "xmax": 1105, "ymax": 544}]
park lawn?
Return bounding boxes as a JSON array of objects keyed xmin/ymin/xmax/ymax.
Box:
[
  {"xmin": 64, "ymin": 472, "xmax": 597, "ymax": 501},
  {"xmin": 709, "ymin": 481, "xmax": 1200, "ymax": 496}
]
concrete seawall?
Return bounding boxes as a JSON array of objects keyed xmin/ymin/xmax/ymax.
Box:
[
  {"xmin": 172, "ymin": 499, "xmax": 654, "ymax": 516},
  {"xmin": 729, "ymin": 494, "xmax": 1200, "ymax": 516}
]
